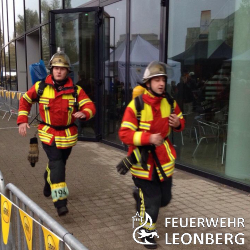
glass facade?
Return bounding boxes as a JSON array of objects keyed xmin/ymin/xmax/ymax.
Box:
[
  {"xmin": 102, "ymin": 0, "xmax": 126, "ymax": 144},
  {"xmin": 15, "ymin": 0, "xmax": 25, "ymax": 37},
  {"xmin": 41, "ymin": 0, "xmax": 62, "ymax": 24},
  {"xmin": 0, "ymin": 0, "xmax": 249, "ymax": 188},
  {"xmin": 168, "ymin": 0, "xmax": 250, "ymax": 186},
  {"xmin": 25, "ymin": 0, "xmax": 39, "ymax": 31}
]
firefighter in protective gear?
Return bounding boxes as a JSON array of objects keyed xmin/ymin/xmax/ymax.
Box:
[
  {"xmin": 17, "ymin": 48, "xmax": 96, "ymax": 216},
  {"xmin": 118, "ymin": 61, "xmax": 185, "ymax": 249}
]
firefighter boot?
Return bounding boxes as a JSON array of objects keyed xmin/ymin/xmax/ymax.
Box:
[
  {"xmin": 57, "ymin": 206, "xmax": 69, "ymax": 216},
  {"xmin": 143, "ymin": 236, "xmax": 157, "ymax": 249},
  {"xmin": 43, "ymin": 171, "xmax": 51, "ymax": 197}
]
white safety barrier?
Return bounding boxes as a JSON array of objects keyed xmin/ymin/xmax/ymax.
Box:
[{"xmin": 0, "ymin": 171, "xmax": 88, "ymax": 250}]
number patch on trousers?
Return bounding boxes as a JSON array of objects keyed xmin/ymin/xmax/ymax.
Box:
[{"xmin": 51, "ymin": 182, "xmax": 69, "ymax": 202}]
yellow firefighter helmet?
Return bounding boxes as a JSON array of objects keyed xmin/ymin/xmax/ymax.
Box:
[{"xmin": 49, "ymin": 47, "xmax": 71, "ymax": 69}]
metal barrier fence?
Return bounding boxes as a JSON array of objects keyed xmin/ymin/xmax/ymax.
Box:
[
  {"xmin": 0, "ymin": 171, "xmax": 89, "ymax": 250},
  {"xmin": 0, "ymin": 89, "xmax": 25, "ymax": 121}
]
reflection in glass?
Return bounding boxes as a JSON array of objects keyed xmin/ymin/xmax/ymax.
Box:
[
  {"xmin": 54, "ymin": 11, "xmax": 96, "ymax": 138},
  {"xmin": 2, "ymin": 0, "xmax": 8, "ymax": 44},
  {"xmin": 41, "ymin": 0, "xmax": 62, "ymax": 24},
  {"xmin": 9, "ymin": 42, "xmax": 17, "ymax": 91},
  {"xmin": 167, "ymin": 0, "xmax": 250, "ymax": 184},
  {"xmin": 5, "ymin": 47, "xmax": 10, "ymax": 90},
  {"xmin": 102, "ymin": 1, "xmax": 126, "ymax": 145},
  {"xmin": 15, "ymin": 0, "xmax": 25, "ymax": 37},
  {"xmin": 42, "ymin": 25, "xmax": 50, "ymax": 67},
  {"xmin": 8, "ymin": 0, "xmax": 15, "ymax": 40},
  {"xmin": 130, "ymin": 0, "xmax": 160, "ymax": 90},
  {"xmin": 1, "ymin": 50, "xmax": 5, "ymax": 88},
  {"xmin": 65, "ymin": 0, "xmax": 91, "ymax": 9},
  {"xmin": 25, "ymin": 0, "xmax": 39, "ymax": 31}
]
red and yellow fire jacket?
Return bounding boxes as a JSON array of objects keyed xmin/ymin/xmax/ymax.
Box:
[
  {"xmin": 17, "ymin": 75, "xmax": 96, "ymax": 149},
  {"xmin": 119, "ymin": 90, "xmax": 185, "ymax": 181}
]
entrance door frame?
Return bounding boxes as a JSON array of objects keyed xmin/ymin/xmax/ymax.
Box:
[{"xmin": 49, "ymin": 7, "xmax": 103, "ymax": 142}]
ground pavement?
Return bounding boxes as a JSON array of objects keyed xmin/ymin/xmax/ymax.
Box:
[{"xmin": 0, "ymin": 111, "xmax": 250, "ymax": 250}]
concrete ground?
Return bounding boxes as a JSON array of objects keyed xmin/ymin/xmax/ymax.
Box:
[{"xmin": 0, "ymin": 110, "xmax": 250, "ymax": 250}]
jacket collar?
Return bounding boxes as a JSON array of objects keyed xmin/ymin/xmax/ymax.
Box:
[
  {"xmin": 45, "ymin": 74, "xmax": 75, "ymax": 96},
  {"xmin": 142, "ymin": 89, "xmax": 163, "ymax": 105}
]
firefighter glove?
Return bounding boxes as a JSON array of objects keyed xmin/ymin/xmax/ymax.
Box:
[
  {"xmin": 28, "ymin": 137, "xmax": 39, "ymax": 167},
  {"xmin": 116, "ymin": 152, "xmax": 137, "ymax": 175}
]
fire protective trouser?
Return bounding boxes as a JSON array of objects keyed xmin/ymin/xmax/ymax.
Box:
[
  {"xmin": 133, "ymin": 167, "xmax": 172, "ymax": 231},
  {"xmin": 42, "ymin": 142, "xmax": 72, "ymax": 208}
]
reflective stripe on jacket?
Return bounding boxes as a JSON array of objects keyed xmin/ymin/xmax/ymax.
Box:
[
  {"xmin": 17, "ymin": 74, "xmax": 96, "ymax": 148},
  {"xmin": 119, "ymin": 90, "xmax": 185, "ymax": 181}
]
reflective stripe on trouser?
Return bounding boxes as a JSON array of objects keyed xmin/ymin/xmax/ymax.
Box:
[
  {"xmin": 133, "ymin": 169, "xmax": 172, "ymax": 231},
  {"xmin": 42, "ymin": 142, "xmax": 72, "ymax": 208}
]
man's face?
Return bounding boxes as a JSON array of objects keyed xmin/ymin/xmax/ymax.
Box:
[
  {"xmin": 146, "ymin": 76, "xmax": 166, "ymax": 95},
  {"xmin": 52, "ymin": 67, "xmax": 68, "ymax": 81}
]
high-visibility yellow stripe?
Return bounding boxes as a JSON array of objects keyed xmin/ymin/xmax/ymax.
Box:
[
  {"xmin": 46, "ymin": 164, "xmax": 52, "ymax": 185},
  {"xmin": 143, "ymin": 222, "xmax": 156, "ymax": 231},
  {"xmin": 39, "ymin": 136, "xmax": 51, "ymax": 143},
  {"xmin": 55, "ymin": 134, "xmax": 78, "ymax": 141},
  {"xmin": 177, "ymin": 112, "xmax": 183, "ymax": 118},
  {"xmin": 121, "ymin": 121, "xmax": 137, "ymax": 131},
  {"xmin": 139, "ymin": 122, "xmax": 150, "ymax": 130},
  {"xmin": 38, "ymin": 130, "xmax": 53, "ymax": 138},
  {"xmin": 83, "ymin": 108, "xmax": 93, "ymax": 119},
  {"xmin": 41, "ymin": 125, "xmax": 50, "ymax": 132},
  {"xmin": 65, "ymin": 128, "xmax": 71, "ymax": 137},
  {"xmin": 160, "ymin": 98, "xmax": 171, "ymax": 118},
  {"xmin": 39, "ymin": 98, "xmax": 49, "ymax": 104},
  {"xmin": 55, "ymin": 141, "xmax": 77, "ymax": 147},
  {"xmin": 79, "ymin": 99, "xmax": 91, "ymax": 107},
  {"xmin": 43, "ymin": 105, "xmax": 51, "ymax": 124},
  {"xmin": 139, "ymin": 189, "xmax": 145, "ymax": 222},
  {"xmin": 134, "ymin": 148, "xmax": 141, "ymax": 162},
  {"xmin": 67, "ymin": 107, "xmax": 73, "ymax": 125},
  {"xmin": 133, "ymin": 131, "xmax": 142, "ymax": 146},
  {"xmin": 69, "ymin": 100, "xmax": 75, "ymax": 105},
  {"xmin": 130, "ymin": 168, "xmax": 149, "ymax": 178},
  {"xmin": 18, "ymin": 111, "xmax": 29, "ymax": 116},
  {"xmin": 23, "ymin": 93, "xmax": 32, "ymax": 104},
  {"xmin": 162, "ymin": 162, "xmax": 175, "ymax": 171},
  {"xmin": 163, "ymin": 141, "xmax": 175, "ymax": 161}
]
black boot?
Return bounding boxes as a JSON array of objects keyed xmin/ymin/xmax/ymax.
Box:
[
  {"xmin": 43, "ymin": 172, "xmax": 51, "ymax": 197},
  {"xmin": 57, "ymin": 206, "xmax": 69, "ymax": 216},
  {"xmin": 143, "ymin": 236, "xmax": 157, "ymax": 249}
]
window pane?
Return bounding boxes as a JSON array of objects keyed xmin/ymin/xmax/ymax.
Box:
[
  {"xmin": 65, "ymin": 0, "xmax": 91, "ymax": 9},
  {"xmin": 41, "ymin": 25, "xmax": 50, "ymax": 67},
  {"xmin": 5, "ymin": 46, "xmax": 10, "ymax": 90},
  {"xmin": 15, "ymin": 0, "xmax": 25, "ymax": 36},
  {"xmin": 41, "ymin": 0, "xmax": 62, "ymax": 24},
  {"xmin": 130, "ymin": 0, "xmax": 161, "ymax": 90},
  {"xmin": 168, "ymin": 0, "xmax": 250, "ymax": 186},
  {"xmin": 9, "ymin": 42, "xmax": 17, "ymax": 91},
  {"xmin": 3, "ymin": 0, "xmax": 8, "ymax": 44},
  {"xmin": 8, "ymin": 0, "xmax": 15, "ymax": 40},
  {"xmin": 102, "ymin": 0, "xmax": 126, "ymax": 144},
  {"xmin": 25, "ymin": 0, "xmax": 39, "ymax": 31}
]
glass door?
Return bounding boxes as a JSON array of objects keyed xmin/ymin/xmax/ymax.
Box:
[{"xmin": 50, "ymin": 7, "xmax": 103, "ymax": 141}]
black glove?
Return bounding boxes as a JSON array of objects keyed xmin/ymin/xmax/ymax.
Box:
[
  {"xmin": 116, "ymin": 153, "xmax": 137, "ymax": 175},
  {"xmin": 28, "ymin": 137, "xmax": 39, "ymax": 167}
]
